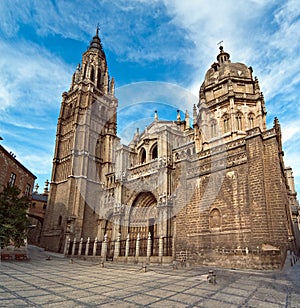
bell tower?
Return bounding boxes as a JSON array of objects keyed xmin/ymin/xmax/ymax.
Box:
[{"xmin": 42, "ymin": 28, "xmax": 118, "ymax": 252}]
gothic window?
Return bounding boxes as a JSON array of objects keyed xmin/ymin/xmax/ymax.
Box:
[
  {"xmin": 9, "ymin": 172, "xmax": 16, "ymax": 187},
  {"xmin": 67, "ymin": 103, "xmax": 73, "ymax": 118},
  {"xmin": 210, "ymin": 119, "xmax": 217, "ymax": 138},
  {"xmin": 83, "ymin": 64, "xmax": 87, "ymax": 79},
  {"xmin": 90, "ymin": 66, "xmax": 95, "ymax": 82},
  {"xmin": 223, "ymin": 113, "xmax": 230, "ymax": 133},
  {"xmin": 209, "ymin": 208, "xmax": 221, "ymax": 230},
  {"xmin": 140, "ymin": 148, "xmax": 146, "ymax": 164},
  {"xmin": 236, "ymin": 112, "xmax": 243, "ymax": 130},
  {"xmin": 97, "ymin": 68, "xmax": 101, "ymax": 89},
  {"xmin": 248, "ymin": 113, "xmax": 255, "ymax": 129},
  {"xmin": 151, "ymin": 143, "xmax": 158, "ymax": 160}
]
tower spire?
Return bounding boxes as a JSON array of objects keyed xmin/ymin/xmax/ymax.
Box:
[{"xmin": 88, "ymin": 26, "xmax": 103, "ymax": 51}]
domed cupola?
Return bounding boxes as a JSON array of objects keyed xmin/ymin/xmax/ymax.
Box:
[
  {"xmin": 196, "ymin": 45, "xmax": 267, "ymax": 147},
  {"xmin": 217, "ymin": 46, "xmax": 230, "ymax": 64}
]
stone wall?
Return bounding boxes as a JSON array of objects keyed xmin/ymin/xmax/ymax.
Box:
[{"xmin": 174, "ymin": 128, "xmax": 290, "ymax": 269}]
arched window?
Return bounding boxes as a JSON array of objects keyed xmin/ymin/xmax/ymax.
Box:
[
  {"xmin": 223, "ymin": 113, "xmax": 230, "ymax": 133},
  {"xmin": 90, "ymin": 66, "xmax": 95, "ymax": 82},
  {"xmin": 140, "ymin": 148, "xmax": 146, "ymax": 164},
  {"xmin": 58, "ymin": 215, "xmax": 62, "ymax": 226},
  {"xmin": 210, "ymin": 119, "xmax": 217, "ymax": 138},
  {"xmin": 83, "ymin": 64, "xmax": 87, "ymax": 79},
  {"xmin": 151, "ymin": 143, "xmax": 158, "ymax": 160},
  {"xmin": 236, "ymin": 112, "xmax": 243, "ymax": 130},
  {"xmin": 97, "ymin": 68, "xmax": 102, "ymax": 89},
  {"xmin": 248, "ymin": 113, "xmax": 255, "ymax": 129},
  {"xmin": 209, "ymin": 208, "xmax": 221, "ymax": 230}
]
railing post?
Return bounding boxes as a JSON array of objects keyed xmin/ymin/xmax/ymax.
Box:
[
  {"xmin": 71, "ymin": 237, "xmax": 76, "ymax": 256},
  {"xmin": 136, "ymin": 233, "xmax": 140, "ymax": 258},
  {"xmin": 78, "ymin": 237, "xmax": 83, "ymax": 256},
  {"xmin": 85, "ymin": 237, "xmax": 90, "ymax": 256},
  {"xmin": 125, "ymin": 234, "xmax": 130, "ymax": 257},
  {"xmin": 147, "ymin": 232, "xmax": 152, "ymax": 258},
  {"xmin": 93, "ymin": 237, "xmax": 98, "ymax": 256},
  {"xmin": 114, "ymin": 233, "xmax": 121, "ymax": 259},
  {"xmin": 64, "ymin": 235, "xmax": 70, "ymax": 256},
  {"xmin": 101, "ymin": 234, "xmax": 108, "ymax": 259},
  {"xmin": 159, "ymin": 236, "xmax": 163, "ymax": 257}
]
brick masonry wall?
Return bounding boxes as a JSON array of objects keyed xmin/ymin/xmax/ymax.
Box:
[
  {"xmin": 174, "ymin": 132, "xmax": 289, "ymax": 269},
  {"xmin": 0, "ymin": 146, "xmax": 35, "ymax": 194}
]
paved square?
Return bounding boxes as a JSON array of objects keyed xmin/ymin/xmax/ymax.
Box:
[{"xmin": 0, "ymin": 246, "xmax": 299, "ymax": 307}]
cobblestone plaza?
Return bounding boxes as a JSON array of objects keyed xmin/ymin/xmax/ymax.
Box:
[{"xmin": 0, "ymin": 246, "xmax": 299, "ymax": 307}]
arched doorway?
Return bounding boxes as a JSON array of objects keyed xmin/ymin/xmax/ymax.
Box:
[{"xmin": 128, "ymin": 192, "xmax": 157, "ymax": 255}]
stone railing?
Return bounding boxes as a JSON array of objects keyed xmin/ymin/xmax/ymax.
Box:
[{"xmin": 64, "ymin": 233, "xmax": 173, "ymax": 260}]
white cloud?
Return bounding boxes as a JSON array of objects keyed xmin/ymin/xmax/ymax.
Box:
[{"xmin": 0, "ymin": 0, "xmax": 299, "ymax": 192}]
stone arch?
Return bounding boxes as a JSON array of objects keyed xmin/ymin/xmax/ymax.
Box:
[
  {"xmin": 151, "ymin": 143, "xmax": 158, "ymax": 160},
  {"xmin": 209, "ymin": 208, "xmax": 221, "ymax": 230},
  {"xmin": 90, "ymin": 66, "xmax": 95, "ymax": 82},
  {"xmin": 235, "ymin": 111, "xmax": 243, "ymax": 131},
  {"xmin": 248, "ymin": 112, "xmax": 255, "ymax": 129},
  {"xmin": 210, "ymin": 119, "xmax": 218, "ymax": 138},
  {"xmin": 139, "ymin": 147, "xmax": 146, "ymax": 164},
  {"xmin": 222, "ymin": 113, "xmax": 230, "ymax": 133},
  {"xmin": 128, "ymin": 191, "xmax": 157, "ymax": 240}
]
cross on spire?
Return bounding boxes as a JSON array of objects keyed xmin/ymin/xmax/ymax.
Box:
[{"xmin": 96, "ymin": 23, "xmax": 100, "ymax": 36}]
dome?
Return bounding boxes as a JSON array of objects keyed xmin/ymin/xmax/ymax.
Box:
[{"xmin": 203, "ymin": 47, "xmax": 252, "ymax": 88}]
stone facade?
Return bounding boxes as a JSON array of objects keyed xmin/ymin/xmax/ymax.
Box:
[{"xmin": 41, "ymin": 30, "xmax": 300, "ymax": 269}]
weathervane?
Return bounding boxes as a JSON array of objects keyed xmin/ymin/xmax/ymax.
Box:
[
  {"xmin": 217, "ymin": 40, "xmax": 223, "ymax": 47},
  {"xmin": 96, "ymin": 23, "xmax": 100, "ymax": 35}
]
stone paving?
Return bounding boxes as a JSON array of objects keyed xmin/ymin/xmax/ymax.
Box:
[{"xmin": 0, "ymin": 246, "xmax": 300, "ymax": 307}]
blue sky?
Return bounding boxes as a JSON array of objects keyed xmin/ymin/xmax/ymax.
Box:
[{"xmin": 0, "ymin": 0, "xmax": 299, "ymax": 193}]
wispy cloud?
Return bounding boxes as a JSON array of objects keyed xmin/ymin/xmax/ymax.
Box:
[{"xmin": 0, "ymin": 0, "xmax": 299, "ymax": 192}]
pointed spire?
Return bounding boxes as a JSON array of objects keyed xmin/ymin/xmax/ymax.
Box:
[
  {"xmin": 88, "ymin": 26, "xmax": 103, "ymax": 51},
  {"xmin": 44, "ymin": 179, "xmax": 49, "ymax": 195},
  {"xmin": 109, "ymin": 77, "xmax": 115, "ymax": 95},
  {"xmin": 34, "ymin": 183, "xmax": 39, "ymax": 193},
  {"xmin": 185, "ymin": 110, "xmax": 190, "ymax": 129},
  {"xmin": 193, "ymin": 104, "xmax": 197, "ymax": 124}
]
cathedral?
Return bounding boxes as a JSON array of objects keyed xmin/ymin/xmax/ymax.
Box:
[{"xmin": 41, "ymin": 29, "xmax": 300, "ymax": 269}]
